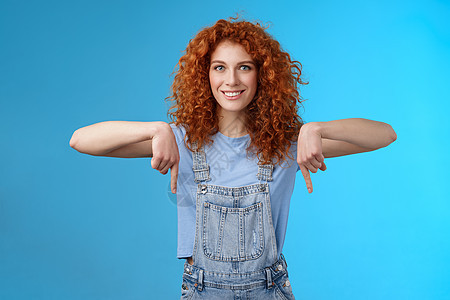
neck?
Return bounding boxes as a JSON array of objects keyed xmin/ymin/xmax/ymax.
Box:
[{"xmin": 217, "ymin": 109, "xmax": 248, "ymax": 138}]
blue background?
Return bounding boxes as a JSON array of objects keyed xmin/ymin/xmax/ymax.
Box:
[{"xmin": 1, "ymin": 0, "xmax": 449, "ymax": 299}]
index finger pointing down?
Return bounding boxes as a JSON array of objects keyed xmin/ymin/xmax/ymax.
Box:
[
  {"xmin": 170, "ymin": 163, "xmax": 179, "ymax": 194},
  {"xmin": 299, "ymin": 164, "xmax": 313, "ymax": 193}
]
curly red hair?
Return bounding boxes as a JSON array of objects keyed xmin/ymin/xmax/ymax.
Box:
[{"xmin": 167, "ymin": 17, "xmax": 306, "ymax": 165}]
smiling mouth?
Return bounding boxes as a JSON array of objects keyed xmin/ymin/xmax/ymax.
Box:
[{"xmin": 221, "ymin": 90, "xmax": 244, "ymax": 97}]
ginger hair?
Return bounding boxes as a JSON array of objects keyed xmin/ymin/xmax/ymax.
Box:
[{"xmin": 167, "ymin": 17, "xmax": 306, "ymax": 165}]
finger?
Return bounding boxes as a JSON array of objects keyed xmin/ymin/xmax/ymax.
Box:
[
  {"xmin": 159, "ymin": 160, "xmax": 171, "ymax": 174},
  {"xmin": 299, "ymin": 164, "xmax": 313, "ymax": 193},
  {"xmin": 151, "ymin": 156, "xmax": 161, "ymax": 170},
  {"xmin": 170, "ymin": 162, "xmax": 179, "ymax": 194},
  {"xmin": 308, "ymin": 158, "xmax": 322, "ymax": 170},
  {"xmin": 314, "ymin": 153, "xmax": 325, "ymax": 163},
  {"xmin": 304, "ymin": 161, "xmax": 318, "ymax": 173},
  {"xmin": 310, "ymin": 152, "xmax": 324, "ymax": 168},
  {"xmin": 319, "ymin": 161, "xmax": 327, "ymax": 171},
  {"xmin": 161, "ymin": 157, "xmax": 178, "ymax": 175}
]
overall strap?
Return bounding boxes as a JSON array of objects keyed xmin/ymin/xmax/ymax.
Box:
[
  {"xmin": 192, "ymin": 141, "xmax": 211, "ymax": 183},
  {"xmin": 257, "ymin": 164, "xmax": 274, "ymax": 182}
]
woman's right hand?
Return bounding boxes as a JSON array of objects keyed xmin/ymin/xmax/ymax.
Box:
[
  {"xmin": 150, "ymin": 123, "xmax": 180, "ymax": 193},
  {"xmin": 70, "ymin": 121, "xmax": 180, "ymax": 193}
]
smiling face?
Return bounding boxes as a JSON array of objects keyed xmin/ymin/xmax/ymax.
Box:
[{"xmin": 209, "ymin": 41, "xmax": 258, "ymax": 121}]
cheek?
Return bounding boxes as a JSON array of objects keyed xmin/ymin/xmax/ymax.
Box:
[
  {"xmin": 208, "ymin": 76, "xmax": 221, "ymax": 101},
  {"xmin": 247, "ymin": 74, "xmax": 258, "ymax": 91},
  {"xmin": 245, "ymin": 71, "xmax": 257, "ymax": 84},
  {"xmin": 209, "ymin": 73, "xmax": 220, "ymax": 90}
]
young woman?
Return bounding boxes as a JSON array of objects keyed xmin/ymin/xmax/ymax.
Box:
[{"xmin": 70, "ymin": 18, "xmax": 396, "ymax": 299}]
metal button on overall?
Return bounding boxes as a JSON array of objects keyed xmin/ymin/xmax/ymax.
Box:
[{"xmin": 200, "ymin": 185, "xmax": 207, "ymax": 194}]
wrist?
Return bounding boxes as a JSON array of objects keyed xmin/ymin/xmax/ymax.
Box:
[
  {"xmin": 149, "ymin": 121, "xmax": 169, "ymax": 139},
  {"xmin": 301, "ymin": 122, "xmax": 324, "ymax": 137}
]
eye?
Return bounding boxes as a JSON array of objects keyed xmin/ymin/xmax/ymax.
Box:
[
  {"xmin": 213, "ymin": 65, "xmax": 225, "ymax": 71},
  {"xmin": 240, "ymin": 65, "xmax": 251, "ymax": 71}
]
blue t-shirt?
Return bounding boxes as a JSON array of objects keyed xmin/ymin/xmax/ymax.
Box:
[{"xmin": 170, "ymin": 124, "xmax": 299, "ymax": 259}]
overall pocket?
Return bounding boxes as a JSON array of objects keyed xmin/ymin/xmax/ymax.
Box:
[
  {"xmin": 274, "ymin": 273, "xmax": 295, "ymax": 300},
  {"xmin": 202, "ymin": 201, "xmax": 264, "ymax": 261},
  {"xmin": 180, "ymin": 278, "xmax": 195, "ymax": 300}
]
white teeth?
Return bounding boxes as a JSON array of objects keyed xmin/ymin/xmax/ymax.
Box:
[{"xmin": 224, "ymin": 91, "xmax": 241, "ymax": 97}]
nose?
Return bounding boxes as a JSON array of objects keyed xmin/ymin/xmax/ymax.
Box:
[{"xmin": 225, "ymin": 70, "xmax": 240, "ymax": 86}]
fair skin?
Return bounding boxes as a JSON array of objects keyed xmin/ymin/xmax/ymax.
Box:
[
  {"xmin": 69, "ymin": 120, "xmax": 180, "ymax": 192},
  {"xmin": 70, "ymin": 40, "xmax": 396, "ymax": 268},
  {"xmin": 69, "ymin": 41, "xmax": 396, "ymax": 195},
  {"xmin": 297, "ymin": 120, "xmax": 396, "ymax": 192},
  {"xmin": 209, "ymin": 40, "xmax": 258, "ymax": 138}
]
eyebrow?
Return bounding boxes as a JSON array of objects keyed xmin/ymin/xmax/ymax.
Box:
[{"xmin": 210, "ymin": 60, "xmax": 256, "ymax": 65}]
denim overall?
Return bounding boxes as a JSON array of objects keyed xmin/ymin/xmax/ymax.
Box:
[{"xmin": 180, "ymin": 145, "xmax": 295, "ymax": 300}]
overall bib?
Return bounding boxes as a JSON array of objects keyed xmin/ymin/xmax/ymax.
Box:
[{"xmin": 180, "ymin": 145, "xmax": 295, "ymax": 300}]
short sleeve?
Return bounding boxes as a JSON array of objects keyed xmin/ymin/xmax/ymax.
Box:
[
  {"xmin": 169, "ymin": 123, "xmax": 185, "ymax": 147},
  {"xmin": 288, "ymin": 140, "xmax": 300, "ymax": 172}
]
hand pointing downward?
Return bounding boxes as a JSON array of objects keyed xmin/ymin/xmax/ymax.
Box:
[{"xmin": 297, "ymin": 123, "xmax": 327, "ymax": 193}]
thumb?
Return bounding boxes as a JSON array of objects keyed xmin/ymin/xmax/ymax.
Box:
[{"xmin": 319, "ymin": 161, "xmax": 327, "ymax": 171}]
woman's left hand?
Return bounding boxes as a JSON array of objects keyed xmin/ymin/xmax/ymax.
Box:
[{"xmin": 297, "ymin": 122, "xmax": 327, "ymax": 193}]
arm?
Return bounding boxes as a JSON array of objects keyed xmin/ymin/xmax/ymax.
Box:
[
  {"xmin": 69, "ymin": 121, "xmax": 180, "ymax": 193},
  {"xmin": 305, "ymin": 118, "xmax": 397, "ymax": 158},
  {"xmin": 297, "ymin": 118, "xmax": 397, "ymax": 193},
  {"xmin": 69, "ymin": 121, "xmax": 164, "ymax": 157}
]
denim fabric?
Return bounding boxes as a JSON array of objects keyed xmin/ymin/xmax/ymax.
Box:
[
  {"xmin": 170, "ymin": 125, "xmax": 299, "ymax": 260},
  {"xmin": 180, "ymin": 145, "xmax": 295, "ymax": 299},
  {"xmin": 181, "ymin": 255, "xmax": 294, "ymax": 300}
]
